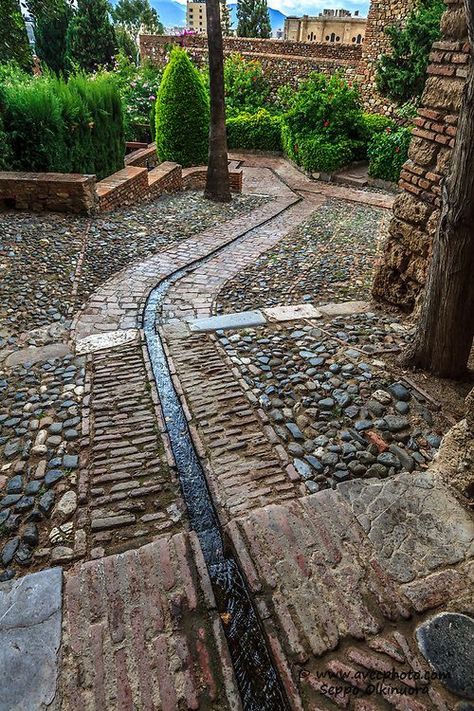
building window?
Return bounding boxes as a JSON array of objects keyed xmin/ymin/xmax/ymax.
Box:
[
  {"xmin": 356, "ymin": 33, "xmax": 362, "ymax": 44},
  {"xmin": 325, "ymin": 35, "xmax": 330, "ymax": 41},
  {"xmin": 336, "ymin": 35, "xmax": 340, "ymax": 41},
  {"xmin": 330, "ymin": 32, "xmax": 335, "ymax": 42},
  {"xmin": 352, "ymin": 37, "xmax": 356, "ymax": 42}
]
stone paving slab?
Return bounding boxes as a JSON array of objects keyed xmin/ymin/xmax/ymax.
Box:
[
  {"xmin": 338, "ymin": 471, "xmax": 474, "ymax": 583},
  {"xmin": 57, "ymin": 531, "xmax": 241, "ymax": 710},
  {"xmin": 0, "ymin": 567, "xmax": 62, "ymax": 711},
  {"xmin": 189, "ymin": 310, "xmax": 266, "ymax": 332},
  {"xmin": 75, "ymin": 328, "xmax": 140, "ymax": 355},
  {"xmin": 263, "ymin": 304, "xmax": 323, "ymax": 321}
]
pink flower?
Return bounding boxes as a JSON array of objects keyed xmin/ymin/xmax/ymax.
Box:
[{"xmin": 149, "ymin": 95, "xmax": 156, "ymax": 101}]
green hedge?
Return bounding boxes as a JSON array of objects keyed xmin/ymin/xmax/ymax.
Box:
[
  {"xmin": 226, "ymin": 109, "xmax": 282, "ymax": 151},
  {"xmin": 368, "ymin": 126, "xmax": 412, "ymax": 182},
  {"xmin": 1, "ymin": 73, "xmax": 125, "ymax": 179},
  {"xmin": 298, "ymin": 136, "xmax": 353, "ymax": 173}
]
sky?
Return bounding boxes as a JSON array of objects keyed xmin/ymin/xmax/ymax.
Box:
[{"xmin": 175, "ymin": 0, "xmax": 370, "ymax": 19}]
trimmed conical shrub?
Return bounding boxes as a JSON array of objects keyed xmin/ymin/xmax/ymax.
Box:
[{"xmin": 155, "ymin": 46, "xmax": 209, "ymax": 167}]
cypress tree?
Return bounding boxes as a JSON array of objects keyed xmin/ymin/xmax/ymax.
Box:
[
  {"xmin": 66, "ymin": 0, "xmax": 117, "ymax": 72},
  {"xmin": 0, "ymin": 0, "xmax": 32, "ymax": 72},
  {"xmin": 34, "ymin": 0, "xmax": 73, "ymax": 75},
  {"xmin": 155, "ymin": 47, "xmax": 209, "ymax": 167},
  {"xmin": 237, "ymin": 0, "xmax": 271, "ymax": 38}
]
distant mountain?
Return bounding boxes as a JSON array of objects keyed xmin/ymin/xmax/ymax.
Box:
[
  {"xmin": 112, "ymin": 0, "xmax": 286, "ymax": 33},
  {"xmin": 228, "ymin": 4, "xmax": 286, "ymax": 33}
]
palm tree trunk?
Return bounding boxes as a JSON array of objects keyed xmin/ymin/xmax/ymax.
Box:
[
  {"xmin": 402, "ymin": 0, "xmax": 474, "ymax": 378},
  {"xmin": 205, "ymin": 0, "xmax": 231, "ymax": 202}
]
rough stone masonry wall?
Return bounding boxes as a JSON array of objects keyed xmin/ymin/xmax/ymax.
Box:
[
  {"xmin": 357, "ymin": 0, "xmax": 416, "ymax": 114},
  {"xmin": 140, "ymin": 34, "xmax": 362, "ymax": 92},
  {"xmin": 373, "ymin": 0, "xmax": 469, "ymax": 309}
]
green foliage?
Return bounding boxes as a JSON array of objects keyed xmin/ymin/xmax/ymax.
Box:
[
  {"xmin": 237, "ymin": 0, "xmax": 271, "ymax": 38},
  {"xmin": 226, "ymin": 109, "xmax": 282, "ymax": 151},
  {"xmin": 376, "ymin": 0, "xmax": 444, "ymax": 104},
  {"xmin": 281, "ymin": 72, "xmax": 361, "ymax": 172},
  {"xmin": 368, "ymin": 126, "xmax": 412, "ymax": 182},
  {"xmin": 0, "ymin": 0, "xmax": 32, "ymax": 72},
  {"xmin": 115, "ymin": 27, "xmax": 138, "ymax": 63},
  {"xmin": 34, "ymin": 0, "xmax": 73, "ymax": 75},
  {"xmin": 224, "ymin": 53, "xmax": 270, "ymax": 117},
  {"xmin": 113, "ymin": 50, "xmax": 161, "ymax": 141},
  {"xmin": 0, "ymin": 87, "xmax": 12, "ymax": 169},
  {"xmin": 396, "ymin": 99, "xmax": 419, "ymax": 121},
  {"xmin": 1, "ymin": 73, "xmax": 124, "ymax": 179},
  {"xmin": 111, "ymin": 0, "xmax": 163, "ymax": 36},
  {"xmin": 66, "ymin": 0, "xmax": 117, "ymax": 72},
  {"xmin": 273, "ymin": 82, "xmax": 297, "ymax": 113},
  {"xmin": 155, "ymin": 47, "xmax": 209, "ymax": 167}
]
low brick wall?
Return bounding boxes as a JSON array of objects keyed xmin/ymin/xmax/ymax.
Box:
[
  {"xmin": 182, "ymin": 167, "xmax": 243, "ymax": 193},
  {"xmin": 96, "ymin": 166, "xmax": 150, "ymax": 212},
  {"xmin": 140, "ymin": 34, "xmax": 361, "ymax": 93},
  {"xmin": 125, "ymin": 143, "xmax": 159, "ymax": 169},
  {"xmin": 0, "ymin": 172, "xmax": 97, "ymax": 215},
  {"xmin": 372, "ymin": 0, "xmax": 469, "ymax": 309},
  {"xmin": 148, "ymin": 162, "xmax": 183, "ymax": 198}
]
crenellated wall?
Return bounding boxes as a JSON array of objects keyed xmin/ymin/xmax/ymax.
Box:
[{"xmin": 372, "ymin": 0, "xmax": 469, "ymax": 309}]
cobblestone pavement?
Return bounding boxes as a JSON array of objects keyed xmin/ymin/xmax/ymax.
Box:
[
  {"xmin": 0, "ymin": 192, "xmax": 264, "ymax": 344},
  {"xmin": 217, "ymin": 200, "xmax": 389, "ymax": 312},
  {"xmin": 1, "ymin": 154, "xmax": 473, "ymax": 711}
]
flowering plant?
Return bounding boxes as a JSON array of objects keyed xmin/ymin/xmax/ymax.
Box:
[{"xmin": 112, "ymin": 51, "xmax": 161, "ymax": 141}]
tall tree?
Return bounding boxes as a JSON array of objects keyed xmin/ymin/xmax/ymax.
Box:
[
  {"xmin": 402, "ymin": 0, "xmax": 474, "ymax": 378},
  {"xmin": 205, "ymin": 0, "xmax": 231, "ymax": 201},
  {"xmin": 220, "ymin": 0, "xmax": 232, "ymax": 36},
  {"xmin": 0, "ymin": 0, "xmax": 32, "ymax": 71},
  {"xmin": 237, "ymin": 0, "xmax": 271, "ymax": 38},
  {"xmin": 110, "ymin": 0, "xmax": 163, "ymax": 36},
  {"xmin": 66, "ymin": 0, "xmax": 116, "ymax": 72},
  {"xmin": 33, "ymin": 0, "xmax": 73, "ymax": 75}
]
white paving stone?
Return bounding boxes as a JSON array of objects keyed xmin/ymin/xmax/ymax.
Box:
[
  {"xmin": 263, "ymin": 303, "xmax": 323, "ymax": 322},
  {"xmin": 75, "ymin": 328, "xmax": 140, "ymax": 354},
  {"xmin": 189, "ymin": 310, "xmax": 266, "ymax": 332}
]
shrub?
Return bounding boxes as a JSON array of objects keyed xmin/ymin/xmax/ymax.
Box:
[
  {"xmin": 1, "ymin": 73, "xmax": 125, "ymax": 179},
  {"xmin": 66, "ymin": 0, "xmax": 117, "ymax": 73},
  {"xmin": 297, "ymin": 136, "xmax": 353, "ymax": 174},
  {"xmin": 155, "ymin": 46, "xmax": 209, "ymax": 167},
  {"xmin": 113, "ymin": 51, "xmax": 161, "ymax": 141},
  {"xmin": 226, "ymin": 109, "xmax": 282, "ymax": 151},
  {"xmin": 0, "ymin": 87, "xmax": 12, "ymax": 170},
  {"xmin": 368, "ymin": 126, "xmax": 412, "ymax": 182},
  {"xmin": 285, "ymin": 72, "xmax": 361, "ymax": 145},
  {"xmin": 376, "ymin": 0, "xmax": 444, "ymax": 104},
  {"xmin": 352, "ymin": 112, "xmax": 396, "ymax": 159},
  {"xmin": 224, "ymin": 53, "xmax": 270, "ymax": 117}
]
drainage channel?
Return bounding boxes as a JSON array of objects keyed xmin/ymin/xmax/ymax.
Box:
[{"xmin": 143, "ymin": 207, "xmax": 298, "ymax": 710}]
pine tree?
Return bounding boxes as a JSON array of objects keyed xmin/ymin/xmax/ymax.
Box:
[
  {"xmin": 33, "ymin": 0, "xmax": 73, "ymax": 75},
  {"xmin": 237, "ymin": 0, "xmax": 271, "ymax": 38},
  {"xmin": 0, "ymin": 0, "xmax": 32, "ymax": 71},
  {"xmin": 111, "ymin": 0, "xmax": 164, "ymax": 36},
  {"xmin": 220, "ymin": 1, "xmax": 232, "ymax": 36},
  {"xmin": 66, "ymin": 0, "xmax": 117, "ymax": 72}
]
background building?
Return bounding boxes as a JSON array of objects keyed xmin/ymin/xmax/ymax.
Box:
[
  {"xmin": 284, "ymin": 9, "xmax": 366, "ymax": 44},
  {"xmin": 187, "ymin": 0, "xmax": 208, "ymax": 33}
]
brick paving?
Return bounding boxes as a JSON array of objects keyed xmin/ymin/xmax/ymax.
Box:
[
  {"xmin": 166, "ymin": 331, "xmax": 303, "ymax": 520},
  {"xmin": 58, "ymin": 531, "xmax": 241, "ymax": 710},
  {"xmin": 78, "ymin": 339, "xmax": 186, "ymax": 559},
  {"xmin": 226, "ymin": 480, "xmax": 474, "ymax": 710}
]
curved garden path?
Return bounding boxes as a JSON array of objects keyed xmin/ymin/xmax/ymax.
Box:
[{"xmin": 3, "ymin": 155, "xmax": 472, "ymax": 711}]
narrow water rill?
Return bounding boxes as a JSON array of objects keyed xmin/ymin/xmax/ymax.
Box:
[{"xmin": 144, "ymin": 275, "xmax": 289, "ymax": 710}]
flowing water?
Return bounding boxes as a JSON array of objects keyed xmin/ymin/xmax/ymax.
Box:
[{"xmin": 143, "ymin": 270, "xmax": 290, "ymax": 710}]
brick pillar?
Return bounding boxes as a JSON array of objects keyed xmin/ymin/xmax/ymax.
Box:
[{"xmin": 372, "ymin": 0, "xmax": 469, "ymax": 310}]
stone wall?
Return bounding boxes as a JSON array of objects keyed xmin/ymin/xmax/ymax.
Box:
[
  {"xmin": 357, "ymin": 0, "xmax": 416, "ymax": 113},
  {"xmin": 373, "ymin": 0, "xmax": 469, "ymax": 309},
  {"xmin": 0, "ymin": 172, "xmax": 97, "ymax": 215},
  {"xmin": 140, "ymin": 34, "xmax": 362, "ymax": 91},
  {"xmin": 124, "ymin": 143, "xmax": 159, "ymax": 169}
]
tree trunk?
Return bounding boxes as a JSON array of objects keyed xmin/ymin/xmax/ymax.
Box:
[
  {"xmin": 205, "ymin": 0, "xmax": 231, "ymax": 202},
  {"xmin": 402, "ymin": 0, "xmax": 474, "ymax": 379}
]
